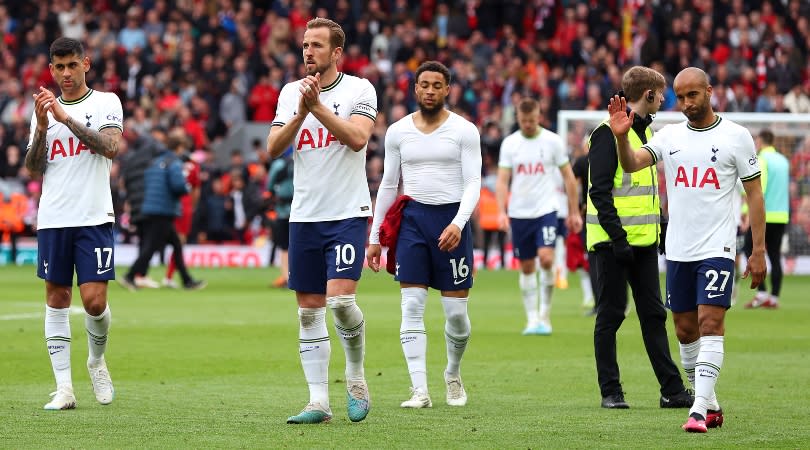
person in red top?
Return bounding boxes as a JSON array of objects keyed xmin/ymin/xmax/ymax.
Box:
[{"xmin": 248, "ymin": 72, "xmax": 280, "ymax": 122}]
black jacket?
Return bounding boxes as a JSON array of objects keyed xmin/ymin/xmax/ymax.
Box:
[{"xmin": 587, "ymin": 111, "xmax": 652, "ymax": 244}]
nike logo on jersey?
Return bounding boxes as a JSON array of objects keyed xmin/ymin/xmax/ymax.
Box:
[
  {"xmin": 49, "ymin": 350, "xmax": 60, "ymax": 355},
  {"xmin": 453, "ymin": 278, "xmax": 468, "ymax": 285},
  {"xmin": 47, "ymin": 124, "xmax": 58, "ymax": 130},
  {"xmin": 669, "ymin": 149, "xmax": 681, "ymax": 155},
  {"xmin": 97, "ymin": 268, "xmax": 113, "ymax": 275},
  {"xmin": 336, "ymin": 267, "xmax": 351, "ymax": 272},
  {"xmin": 707, "ymin": 292, "xmax": 724, "ymax": 299}
]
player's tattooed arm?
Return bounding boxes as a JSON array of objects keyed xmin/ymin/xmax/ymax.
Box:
[
  {"xmin": 24, "ymin": 126, "xmax": 48, "ymax": 176},
  {"xmin": 63, "ymin": 116, "xmax": 122, "ymax": 160}
]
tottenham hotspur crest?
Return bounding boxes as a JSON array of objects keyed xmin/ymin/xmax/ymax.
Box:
[
  {"xmin": 85, "ymin": 113, "xmax": 92, "ymax": 127},
  {"xmin": 333, "ymin": 103, "xmax": 340, "ymax": 115},
  {"xmin": 710, "ymin": 145, "xmax": 719, "ymax": 162}
]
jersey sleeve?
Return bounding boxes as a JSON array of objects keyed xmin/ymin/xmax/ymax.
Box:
[
  {"xmin": 736, "ymin": 129, "xmax": 761, "ymax": 182},
  {"xmin": 350, "ymin": 79, "xmax": 378, "ymax": 122},
  {"xmin": 26, "ymin": 111, "xmax": 38, "ymax": 151},
  {"xmin": 369, "ymin": 123, "xmax": 402, "ymax": 245},
  {"xmin": 271, "ymin": 83, "xmax": 298, "ymax": 128},
  {"xmin": 451, "ymin": 120, "xmax": 482, "ymax": 230},
  {"xmin": 641, "ymin": 125, "xmax": 668, "ymax": 163},
  {"xmin": 497, "ymin": 136, "xmax": 512, "ymax": 168},
  {"xmin": 99, "ymin": 92, "xmax": 124, "ymax": 132}
]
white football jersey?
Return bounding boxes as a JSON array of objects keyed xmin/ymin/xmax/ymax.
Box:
[
  {"xmin": 498, "ymin": 128, "xmax": 568, "ymax": 219},
  {"xmin": 368, "ymin": 111, "xmax": 482, "ymax": 244},
  {"xmin": 643, "ymin": 116, "xmax": 760, "ymax": 261},
  {"xmin": 28, "ymin": 89, "xmax": 123, "ymax": 230},
  {"xmin": 272, "ymin": 73, "xmax": 377, "ymax": 222}
]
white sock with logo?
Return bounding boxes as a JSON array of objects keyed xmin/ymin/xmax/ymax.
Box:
[
  {"xmin": 400, "ymin": 287, "xmax": 428, "ymax": 392},
  {"xmin": 539, "ymin": 268, "xmax": 553, "ymax": 324},
  {"xmin": 442, "ymin": 296, "xmax": 470, "ymax": 377},
  {"xmin": 85, "ymin": 304, "xmax": 111, "ymax": 364},
  {"xmin": 519, "ymin": 271, "xmax": 539, "ymax": 327},
  {"xmin": 45, "ymin": 306, "xmax": 72, "ymax": 387},
  {"xmin": 298, "ymin": 307, "xmax": 330, "ymax": 407},
  {"xmin": 690, "ymin": 336, "xmax": 724, "ymax": 419},
  {"xmin": 680, "ymin": 338, "xmax": 719, "ymax": 410},
  {"xmin": 327, "ymin": 294, "xmax": 365, "ymax": 382}
]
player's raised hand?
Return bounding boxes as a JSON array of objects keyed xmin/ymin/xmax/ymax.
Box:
[
  {"xmin": 32, "ymin": 87, "xmax": 55, "ymax": 125},
  {"xmin": 742, "ymin": 249, "xmax": 767, "ymax": 289},
  {"xmin": 40, "ymin": 86, "xmax": 69, "ymax": 123},
  {"xmin": 608, "ymin": 95, "xmax": 634, "ymax": 137},
  {"xmin": 438, "ymin": 223, "xmax": 461, "ymax": 252},
  {"xmin": 299, "ymin": 72, "xmax": 321, "ymax": 108},
  {"xmin": 366, "ymin": 243, "xmax": 382, "ymax": 273}
]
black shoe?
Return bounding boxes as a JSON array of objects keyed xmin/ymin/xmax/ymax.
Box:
[
  {"xmin": 601, "ymin": 393, "xmax": 629, "ymax": 409},
  {"xmin": 660, "ymin": 389, "xmax": 694, "ymax": 408},
  {"xmin": 183, "ymin": 279, "xmax": 208, "ymax": 290}
]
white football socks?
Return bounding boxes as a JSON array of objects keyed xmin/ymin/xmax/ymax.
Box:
[
  {"xmin": 691, "ymin": 336, "xmax": 724, "ymax": 418},
  {"xmin": 579, "ymin": 268, "xmax": 593, "ymax": 305},
  {"xmin": 45, "ymin": 306, "xmax": 72, "ymax": 387},
  {"xmin": 442, "ymin": 296, "xmax": 470, "ymax": 377},
  {"xmin": 298, "ymin": 307, "xmax": 330, "ymax": 407},
  {"xmin": 327, "ymin": 294, "xmax": 366, "ymax": 382},
  {"xmin": 400, "ymin": 287, "xmax": 428, "ymax": 392},
  {"xmin": 539, "ymin": 268, "xmax": 553, "ymax": 324},
  {"xmin": 519, "ymin": 271, "xmax": 539, "ymax": 327},
  {"xmin": 85, "ymin": 304, "xmax": 111, "ymax": 364}
]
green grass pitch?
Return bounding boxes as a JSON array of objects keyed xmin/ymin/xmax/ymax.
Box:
[{"xmin": 1, "ymin": 265, "xmax": 809, "ymax": 448}]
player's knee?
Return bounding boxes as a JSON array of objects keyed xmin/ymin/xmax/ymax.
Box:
[
  {"xmin": 401, "ymin": 288, "xmax": 427, "ymax": 320},
  {"xmin": 298, "ymin": 307, "xmax": 326, "ymax": 329},
  {"xmin": 84, "ymin": 298, "xmax": 107, "ymax": 316},
  {"xmin": 441, "ymin": 298, "xmax": 470, "ymax": 336},
  {"xmin": 327, "ymin": 294, "xmax": 356, "ymax": 309}
]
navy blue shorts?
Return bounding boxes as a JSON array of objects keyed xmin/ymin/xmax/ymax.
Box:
[
  {"xmin": 37, "ymin": 223, "xmax": 115, "ymax": 286},
  {"xmin": 665, "ymin": 257, "xmax": 736, "ymax": 313},
  {"xmin": 556, "ymin": 216, "xmax": 568, "ymax": 240},
  {"xmin": 288, "ymin": 217, "xmax": 367, "ymax": 294},
  {"xmin": 395, "ymin": 201, "xmax": 473, "ymax": 291},
  {"xmin": 510, "ymin": 212, "xmax": 558, "ymax": 261}
]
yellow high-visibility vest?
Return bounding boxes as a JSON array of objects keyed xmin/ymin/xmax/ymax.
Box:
[{"xmin": 586, "ymin": 120, "xmax": 659, "ymax": 251}]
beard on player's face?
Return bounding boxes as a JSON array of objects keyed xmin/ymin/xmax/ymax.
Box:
[
  {"xmin": 306, "ymin": 60, "xmax": 331, "ymax": 77},
  {"xmin": 683, "ymin": 93, "xmax": 711, "ymax": 122},
  {"xmin": 418, "ymin": 97, "xmax": 445, "ymax": 116}
]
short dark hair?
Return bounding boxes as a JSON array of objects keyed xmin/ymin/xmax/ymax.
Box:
[
  {"xmin": 50, "ymin": 37, "xmax": 85, "ymax": 60},
  {"xmin": 415, "ymin": 61, "xmax": 451, "ymax": 85},
  {"xmin": 759, "ymin": 129, "xmax": 774, "ymax": 145}
]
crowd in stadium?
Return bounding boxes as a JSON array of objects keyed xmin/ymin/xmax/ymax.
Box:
[{"xmin": 1, "ymin": 0, "xmax": 809, "ymax": 253}]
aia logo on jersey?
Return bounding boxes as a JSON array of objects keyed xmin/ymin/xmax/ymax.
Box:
[
  {"xmin": 674, "ymin": 166, "xmax": 720, "ymax": 189},
  {"xmin": 516, "ymin": 162, "xmax": 545, "ymax": 175},
  {"xmin": 296, "ymin": 127, "xmax": 341, "ymax": 150},
  {"xmin": 49, "ymin": 137, "xmax": 93, "ymax": 160}
]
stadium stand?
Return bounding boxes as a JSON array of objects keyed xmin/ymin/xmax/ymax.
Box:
[{"xmin": 0, "ymin": 0, "xmax": 808, "ymax": 261}]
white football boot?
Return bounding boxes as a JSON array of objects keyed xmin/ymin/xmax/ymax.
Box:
[
  {"xmin": 88, "ymin": 358, "xmax": 114, "ymax": 405},
  {"xmin": 44, "ymin": 385, "xmax": 76, "ymax": 410},
  {"xmin": 445, "ymin": 372, "xmax": 468, "ymax": 406},
  {"xmin": 400, "ymin": 387, "xmax": 432, "ymax": 408}
]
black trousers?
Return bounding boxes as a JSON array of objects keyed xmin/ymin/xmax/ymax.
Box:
[
  {"xmin": 590, "ymin": 243, "xmax": 685, "ymax": 398},
  {"xmin": 482, "ymin": 229, "xmax": 506, "ymax": 268},
  {"xmin": 127, "ymin": 215, "xmax": 192, "ymax": 284},
  {"xmin": 744, "ymin": 223, "xmax": 786, "ymax": 297}
]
